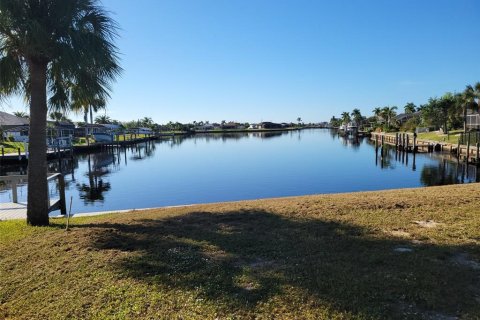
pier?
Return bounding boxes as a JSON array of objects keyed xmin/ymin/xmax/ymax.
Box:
[
  {"xmin": 0, "ymin": 173, "xmax": 66, "ymax": 220},
  {"xmin": 370, "ymin": 132, "xmax": 480, "ymax": 164}
]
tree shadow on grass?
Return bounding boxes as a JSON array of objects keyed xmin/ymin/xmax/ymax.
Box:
[{"xmin": 82, "ymin": 209, "xmax": 480, "ymax": 318}]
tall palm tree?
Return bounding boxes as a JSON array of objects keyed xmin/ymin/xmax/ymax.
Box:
[
  {"xmin": 372, "ymin": 107, "xmax": 382, "ymax": 123},
  {"xmin": 381, "ymin": 106, "xmax": 397, "ymax": 128},
  {"xmin": 438, "ymin": 93, "xmax": 455, "ymax": 134},
  {"xmin": 351, "ymin": 108, "xmax": 362, "ymax": 125},
  {"xmin": 0, "ymin": 0, "xmax": 121, "ymax": 226},
  {"xmin": 404, "ymin": 102, "xmax": 416, "ymax": 114},
  {"xmin": 341, "ymin": 112, "xmax": 351, "ymax": 124},
  {"xmin": 71, "ymin": 90, "xmax": 107, "ymax": 125},
  {"xmin": 140, "ymin": 117, "xmax": 154, "ymax": 128},
  {"xmin": 459, "ymin": 86, "xmax": 477, "ymax": 133}
]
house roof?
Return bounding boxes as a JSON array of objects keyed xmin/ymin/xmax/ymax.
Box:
[
  {"xmin": 0, "ymin": 111, "xmax": 29, "ymax": 127},
  {"xmin": 395, "ymin": 111, "xmax": 420, "ymax": 121}
]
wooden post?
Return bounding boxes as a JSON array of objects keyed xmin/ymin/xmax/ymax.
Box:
[
  {"xmin": 476, "ymin": 142, "xmax": 480, "ymax": 166},
  {"xmin": 58, "ymin": 174, "xmax": 67, "ymax": 215},
  {"xmin": 457, "ymin": 133, "xmax": 461, "ymax": 158},
  {"xmin": 413, "ymin": 133, "xmax": 417, "ymax": 153},
  {"xmin": 466, "ymin": 132, "xmax": 471, "ymax": 163},
  {"xmin": 17, "ymin": 147, "xmax": 21, "ymax": 160},
  {"xmin": 406, "ymin": 134, "xmax": 409, "ymax": 151},
  {"xmin": 11, "ymin": 179, "xmax": 18, "ymax": 203}
]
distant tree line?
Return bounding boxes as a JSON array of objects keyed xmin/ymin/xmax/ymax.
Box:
[{"xmin": 330, "ymin": 82, "xmax": 480, "ymax": 133}]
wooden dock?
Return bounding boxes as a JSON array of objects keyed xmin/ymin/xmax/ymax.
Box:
[
  {"xmin": 370, "ymin": 132, "xmax": 480, "ymax": 164},
  {"xmin": 0, "ymin": 173, "xmax": 66, "ymax": 221},
  {"xmin": 0, "ymin": 200, "xmax": 61, "ymax": 220}
]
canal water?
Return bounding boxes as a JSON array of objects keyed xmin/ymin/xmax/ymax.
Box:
[{"xmin": 0, "ymin": 129, "xmax": 478, "ymax": 214}]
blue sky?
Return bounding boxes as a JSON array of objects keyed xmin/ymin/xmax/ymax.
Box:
[{"xmin": 5, "ymin": 0, "xmax": 480, "ymax": 123}]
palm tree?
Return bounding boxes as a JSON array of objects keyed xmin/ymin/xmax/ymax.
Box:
[
  {"xmin": 49, "ymin": 111, "xmax": 70, "ymax": 122},
  {"xmin": 457, "ymin": 86, "xmax": 477, "ymax": 133},
  {"xmin": 0, "ymin": 0, "xmax": 121, "ymax": 226},
  {"xmin": 71, "ymin": 91, "xmax": 107, "ymax": 125},
  {"xmin": 13, "ymin": 111, "xmax": 29, "ymax": 118},
  {"xmin": 404, "ymin": 102, "xmax": 416, "ymax": 114},
  {"xmin": 438, "ymin": 93, "xmax": 455, "ymax": 134},
  {"xmin": 95, "ymin": 115, "xmax": 112, "ymax": 124},
  {"xmin": 351, "ymin": 108, "xmax": 362, "ymax": 125},
  {"xmin": 297, "ymin": 117, "xmax": 302, "ymax": 125},
  {"xmin": 372, "ymin": 107, "xmax": 382, "ymax": 123},
  {"xmin": 140, "ymin": 117, "xmax": 154, "ymax": 128},
  {"xmin": 341, "ymin": 112, "xmax": 351, "ymax": 124},
  {"xmin": 381, "ymin": 106, "xmax": 398, "ymax": 128}
]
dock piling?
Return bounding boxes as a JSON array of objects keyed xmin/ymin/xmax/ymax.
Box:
[
  {"xmin": 476, "ymin": 142, "xmax": 480, "ymax": 166},
  {"xmin": 466, "ymin": 132, "xmax": 471, "ymax": 164}
]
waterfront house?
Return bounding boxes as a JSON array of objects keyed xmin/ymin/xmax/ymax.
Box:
[
  {"xmin": 195, "ymin": 123, "xmax": 215, "ymax": 131},
  {"xmin": 259, "ymin": 122, "xmax": 283, "ymax": 129},
  {"xmin": 395, "ymin": 112, "xmax": 420, "ymax": 125},
  {"xmin": 221, "ymin": 122, "xmax": 240, "ymax": 130},
  {"xmin": 0, "ymin": 111, "xmax": 29, "ymax": 130},
  {"xmin": 467, "ymin": 111, "xmax": 480, "ymax": 130},
  {"xmin": 3, "ymin": 125, "xmax": 29, "ymax": 142},
  {"xmin": 0, "ymin": 111, "xmax": 30, "ymax": 142},
  {"xmin": 52, "ymin": 121, "xmax": 75, "ymax": 138},
  {"xmin": 101, "ymin": 123, "xmax": 122, "ymax": 132},
  {"xmin": 131, "ymin": 127, "xmax": 153, "ymax": 135},
  {"xmin": 75, "ymin": 124, "xmax": 108, "ymax": 137}
]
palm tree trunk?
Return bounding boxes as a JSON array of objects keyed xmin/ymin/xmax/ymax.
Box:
[
  {"xmin": 90, "ymin": 105, "xmax": 93, "ymax": 124},
  {"xmin": 27, "ymin": 60, "xmax": 49, "ymax": 226},
  {"xmin": 464, "ymin": 106, "xmax": 468, "ymax": 133}
]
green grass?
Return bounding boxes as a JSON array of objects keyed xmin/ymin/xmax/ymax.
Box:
[
  {"xmin": 416, "ymin": 130, "xmax": 463, "ymax": 144},
  {"xmin": 114, "ymin": 133, "xmax": 148, "ymax": 141},
  {"xmin": 1, "ymin": 184, "xmax": 480, "ymax": 319},
  {"xmin": 0, "ymin": 142, "xmax": 25, "ymax": 154}
]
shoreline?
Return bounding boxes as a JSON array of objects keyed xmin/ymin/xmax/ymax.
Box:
[{"xmin": 49, "ymin": 182, "xmax": 479, "ymax": 220}]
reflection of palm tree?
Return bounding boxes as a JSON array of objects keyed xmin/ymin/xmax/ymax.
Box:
[{"xmin": 77, "ymin": 154, "xmax": 111, "ymax": 203}]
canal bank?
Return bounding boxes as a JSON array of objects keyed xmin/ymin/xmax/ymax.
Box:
[{"xmin": 1, "ymin": 182, "xmax": 479, "ymax": 318}]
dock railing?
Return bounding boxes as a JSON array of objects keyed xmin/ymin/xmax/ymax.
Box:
[{"xmin": 0, "ymin": 173, "xmax": 67, "ymax": 215}]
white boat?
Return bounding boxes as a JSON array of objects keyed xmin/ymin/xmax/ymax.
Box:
[{"xmin": 346, "ymin": 122, "xmax": 358, "ymax": 135}]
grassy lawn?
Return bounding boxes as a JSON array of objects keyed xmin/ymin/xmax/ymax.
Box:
[
  {"xmin": 416, "ymin": 130, "xmax": 463, "ymax": 144},
  {"xmin": 114, "ymin": 133, "xmax": 148, "ymax": 141},
  {"xmin": 0, "ymin": 142, "xmax": 25, "ymax": 154},
  {"xmin": 1, "ymin": 184, "xmax": 480, "ymax": 319}
]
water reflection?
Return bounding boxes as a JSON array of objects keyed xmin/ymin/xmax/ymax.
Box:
[
  {"xmin": 1, "ymin": 130, "xmax": 479, "ymax": 213},
  {"xmin": 372, "ymin": 141, "xmax": 480, "ymax": 185},
  {"xmin": 420, "ymin": 159, "xmax": 479, "ymax": 186}
]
